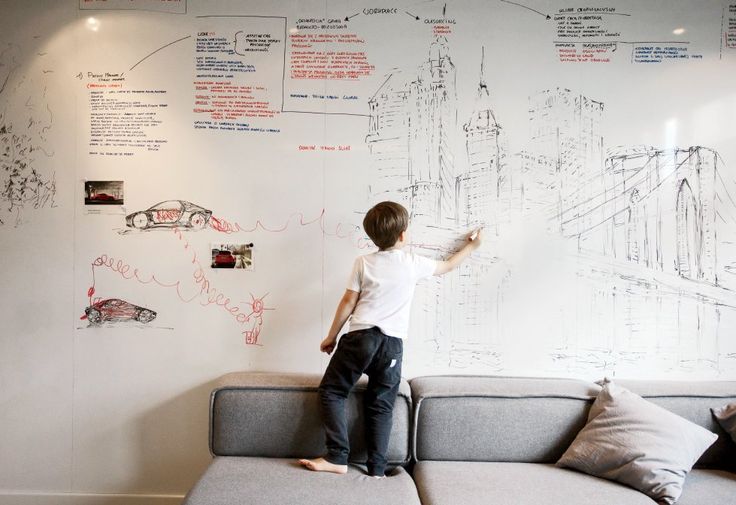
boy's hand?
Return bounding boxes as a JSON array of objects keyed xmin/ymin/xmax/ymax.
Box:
[
  {"xmin": 320, "ymin": 336, "xmax": 337, "ymax": 354},
  {"xmin": 468, "ymin": 228, "xmax": 483, "ymax": 248}
]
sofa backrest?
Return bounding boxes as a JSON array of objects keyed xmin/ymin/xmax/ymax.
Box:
[
  {"xmin": 616, "ymin": 380, "xmax": 736, "ymax": 470},
  {"xmin": 410, "ymin": 375, "xmax": 600, "ymax": 463},
  {"xmin": 209, "ymin": 372, "xmax": 412, "ymax": 465}
]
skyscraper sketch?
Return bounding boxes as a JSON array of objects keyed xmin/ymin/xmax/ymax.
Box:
[
  {"xmin": 365, "ymin": 37, "xmax": 736, "ymax": 376},
  {"xmin": 457, "ymin": 47, "xmax": 506, "ymax": 234},
  {"xmin": 366, "ymin": 39, "xmax": 504, "ymax": 369}
]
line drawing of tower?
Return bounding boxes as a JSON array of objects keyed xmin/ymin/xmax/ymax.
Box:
[
  {"xmin": 457, "ymin": 46, "xmax": 505, "ymax": 235},
  {"xmin": 367, "ymin": 36, "xmax": 457, "ymax": 226},
  {"xmin": 366, "ymin": 40, "xmax": 505, "ymax": 370}
]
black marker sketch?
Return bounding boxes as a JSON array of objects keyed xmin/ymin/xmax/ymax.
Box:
[
  {"xmin": 1, "ymin": 42, "xmax": 56, "ymax": 227},
  {"xmin": 0, "ymin": 43, "xmax": 21, "ymax": 95},
  {"xmin": 81, "ymin": 298, "xmax": 157, "ymax": 325},
  {"xmin": 365, "ymin": 36, "xmax": 736, "ymax": 376},
  {"xmin": 125, "ymin": 200, "xmax": 212, "ymax": 231},
  {"xmin": 366, "ymin": 38, "xmax": 504, "ymax": 369}
]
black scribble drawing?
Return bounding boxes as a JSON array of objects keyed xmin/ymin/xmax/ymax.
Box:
[
  {"xmin": 0, "ymin": 42, "xmax": 56, "ymax": 227},
  {"xmin": 124, "ymin": 200, "xmax": 212, "ymax": 231},
  {"xmin": 365, "ymin": 37, "xmax": 736, "ymax": 376}
]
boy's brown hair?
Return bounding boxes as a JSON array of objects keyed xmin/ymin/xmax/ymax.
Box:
[{"xmin": 363, "ymin": 201, "xmax": 409, "ymax": 250}]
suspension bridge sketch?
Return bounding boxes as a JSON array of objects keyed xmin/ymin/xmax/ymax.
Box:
[{"xmin": 365, "ymin": 36, "xmax": 736, "ymax": 376}]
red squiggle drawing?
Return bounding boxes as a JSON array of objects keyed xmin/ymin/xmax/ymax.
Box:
[
  {"xmin": 86, "ymin": 230, "xmax": 270, "ymax": 344},
  {"xmin": 154, "ymin": 208, "xmax": 183, "ymax": 222},
  {"xmin": 242, "ymin": 292, "xmax": 274, "ymax": 345},
  {"xmin": 209, "ymin": 209, "xmax": 373, "ymax": 249},
  {"xmin": 88, "ymin": 254, "xmax": 198, "ymax": 306},
  {"xmin": 174, "ymin": 226, "xmax": 269, "ymax": 344}
]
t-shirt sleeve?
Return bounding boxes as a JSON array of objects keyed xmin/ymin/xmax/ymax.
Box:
[
  {"xmin": 346, "ymin": 257, "xmax": 363, "ymax": 292},
  {"xmin": 411, "ymin": 253, "xmax": 437, "ymax": 281}
]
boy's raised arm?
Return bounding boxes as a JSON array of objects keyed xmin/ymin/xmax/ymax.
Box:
[
  {"xmin": 434, "ymin": 228, "xmax": 483, "ymax": 276},
  {"xmin": 320, "ymin": 289, "xmax": 360, "ymax": 354}
]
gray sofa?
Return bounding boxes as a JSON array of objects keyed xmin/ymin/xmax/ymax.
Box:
[
  {"xmin": 183, "ymin": 373, "xmax": 736, "ymax": 505},
  {"xmin": 411, "ymin": 376, "xmax": 736, "ymax": 505},
  {"xmin": 183, "ymin": 373, "xmax": 422, "ymax": 505}
]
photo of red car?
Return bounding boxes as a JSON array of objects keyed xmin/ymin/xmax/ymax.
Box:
[
  {"xmin": 212, "ymin": 250, "xmax": 236, "ymax": 268},
  {"xmin": 211, "ymin": 243, "xmax": 254, "ymax": 270},
  {"xmin": 84, "ymin": 181, "xmax": 124, "ymax": 205},
  {"xmin": 81, "ymin": 298, "xmax": 157, "ymax": 325},
  {"xmin": 90, "ymin": 193, "xmax": 116, "ymax": 201}
]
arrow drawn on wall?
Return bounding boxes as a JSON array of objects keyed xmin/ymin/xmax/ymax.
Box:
[
  {"xmin": 129, "ymin": 35, "xmax": 191, "ymax": 72},
  {"xmin": 499, "ymin": 0, "xmax": 551, "ymax": 20}
]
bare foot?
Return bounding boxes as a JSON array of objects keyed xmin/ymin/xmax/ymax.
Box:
[{"xmin": 298, "ymin": 457, "xmax": 348, "ymax": 474}]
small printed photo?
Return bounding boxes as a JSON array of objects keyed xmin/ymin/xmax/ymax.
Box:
[
  {"xmin": 211, "ymin": 243, "xmax": 254, "ymax": 270},
  {"xmin": 85, "ymin": 180, "xmax": 124, "ymax": 205}
]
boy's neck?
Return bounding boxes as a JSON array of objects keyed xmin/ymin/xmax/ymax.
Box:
[{"xmin": 380, "ymin": 243, "xmax": 405, "ymax": 252}]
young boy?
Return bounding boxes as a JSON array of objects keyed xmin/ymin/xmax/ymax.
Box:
[{"xmin": 299, "ymin": 201, "xmax": 482, "ymax": 477}]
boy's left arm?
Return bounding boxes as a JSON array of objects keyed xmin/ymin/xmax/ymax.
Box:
[{"xmin": 320, "ymin": 289, "xmax": 360, "ymax": 354}]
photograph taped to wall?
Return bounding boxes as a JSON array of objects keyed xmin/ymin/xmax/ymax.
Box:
[
  {"xmin": 84, "ymin": 180, "xmax": 123, "ymax": 205},
  {"xmin": 211, "ymin": 243, "xmax": 254, "ymax": 270}
]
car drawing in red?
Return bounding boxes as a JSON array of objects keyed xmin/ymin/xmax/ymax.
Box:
[
  {"xmin": 81, "ymin": 298, "xmax": 157, "ymax": 325},
  {"xmin": 125, "ymin": 200, "xmax": 212, "ymax": 230},
  {"xmin": 90, "ymin": 193, "xmax": 117, "ymax": 201},
  {"xmin": 212, "ymin": 250, "xmax": 237, "ymax": 268}
]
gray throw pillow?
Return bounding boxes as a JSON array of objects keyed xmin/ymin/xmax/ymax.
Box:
[
  {"xmin": 712, "ymin": 403, "xmax": 736, "ymax": 443},
  {"xmin": 557, "ymin": 382, "xmax": 717, "ymax": 504}
]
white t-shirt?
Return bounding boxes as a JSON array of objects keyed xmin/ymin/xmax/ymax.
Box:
[{"xmin": 347, "ymin": 249, "xmax": 437, "ymax": 339}]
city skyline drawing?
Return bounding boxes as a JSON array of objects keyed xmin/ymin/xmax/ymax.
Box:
[{"xmin": 364, "ymin": 36, "xmax": 736, "ymax": 377}]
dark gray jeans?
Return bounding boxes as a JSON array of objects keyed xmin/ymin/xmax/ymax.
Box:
[{"xmin": 318, "ymin": 327, "xmax": 403, "ymax": 476}]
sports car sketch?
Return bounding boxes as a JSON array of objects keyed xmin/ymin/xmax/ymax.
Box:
[
  {"xmin": 81, "ymin": 298, "xmax": 157, "ymax": 325},
  {"xmin": 125, "ymin": 200, "xmax": 212, "ymax": 230}
]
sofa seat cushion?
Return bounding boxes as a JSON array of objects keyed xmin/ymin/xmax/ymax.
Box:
[
  {"xmin": 183, "ymin": 457, "xmax": 421, "ymax": 505},
  {"xmin": 677, "ymin": 469, "xmax": 736, "ymax": 505},
  {"xmin": 413, "ymin": 462, "xmax": 657, "ymax": 505}
]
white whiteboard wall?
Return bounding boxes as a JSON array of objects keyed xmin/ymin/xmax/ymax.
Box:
[{"xmin": 2, "ymin": 0, "xmax": 736, "ymax": 501}]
